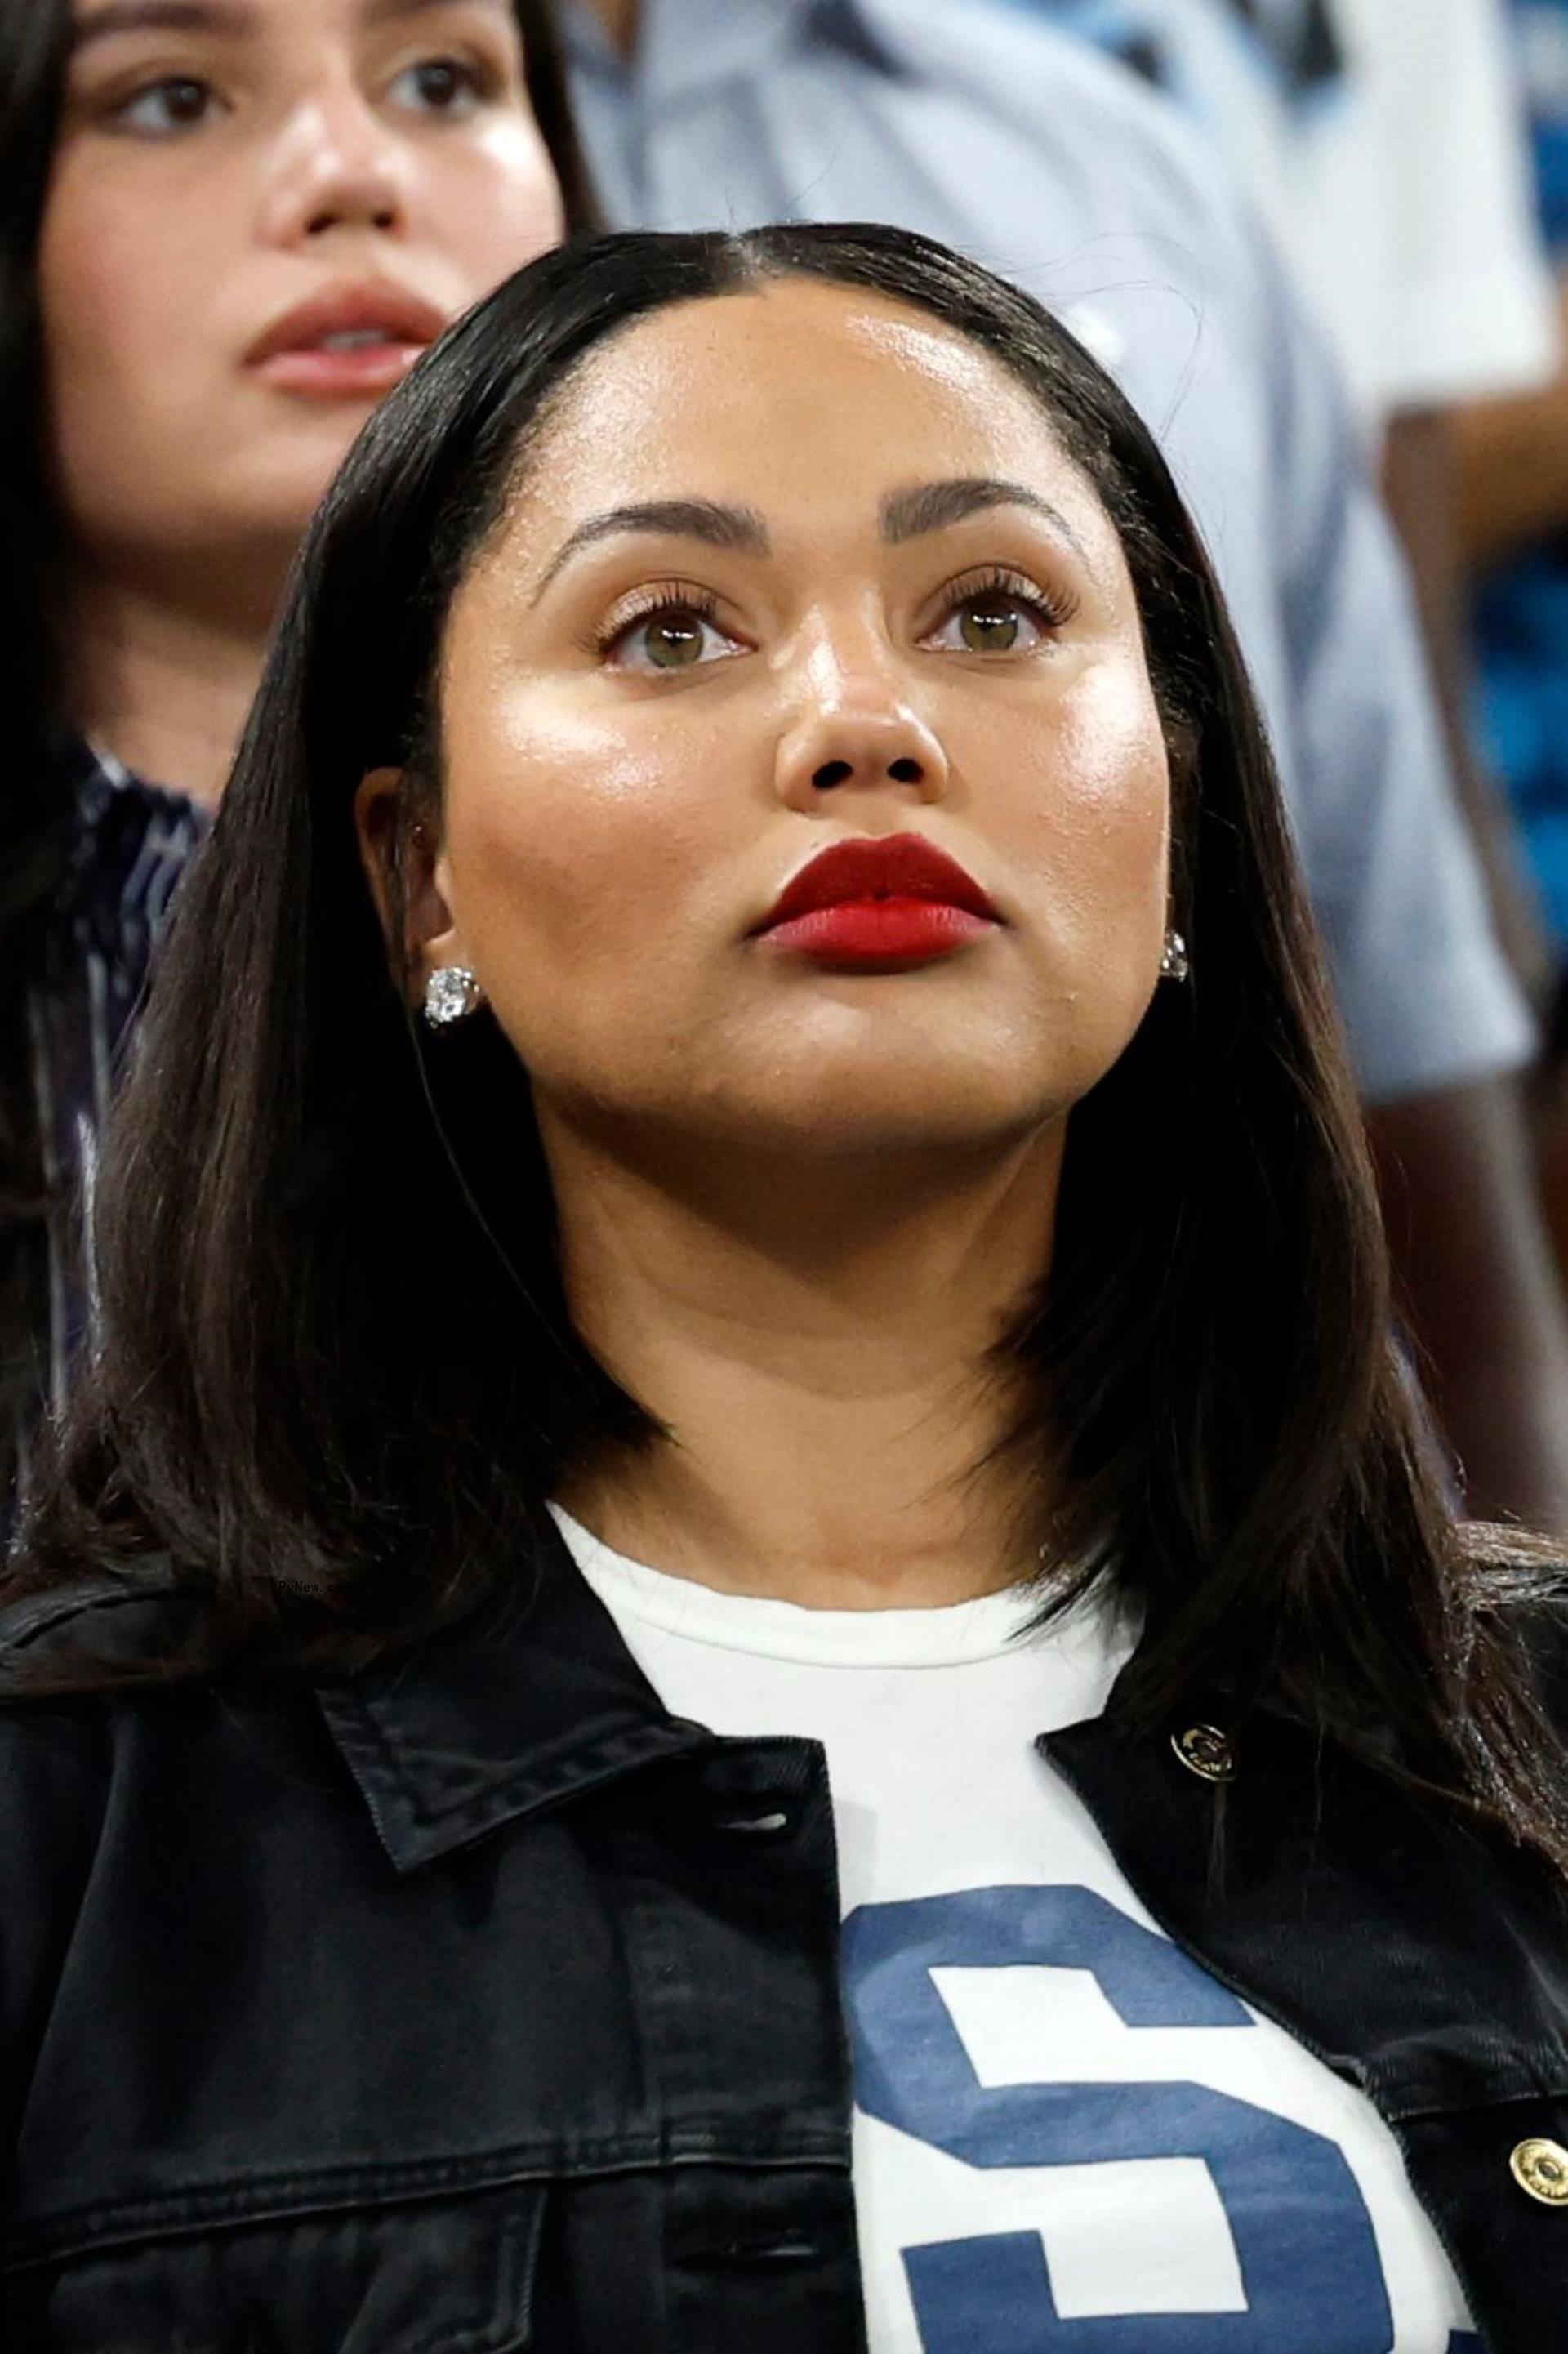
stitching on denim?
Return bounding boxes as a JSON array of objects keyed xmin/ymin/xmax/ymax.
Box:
[{"xmin": 0, "ymin": 2138, "xmax": 849, "ymax": 2272}]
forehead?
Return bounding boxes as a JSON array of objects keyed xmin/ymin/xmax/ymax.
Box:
[
  {"xmin": 504, "ymin": 280, "xmax": 1121, "ymax": 559},
  {"xmin": 69, "ymin": 0, "xmax": 517, "ymax": 46}
]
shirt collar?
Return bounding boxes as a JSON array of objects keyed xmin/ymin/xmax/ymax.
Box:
[
  {"xmin": 314, "ymin": 1514, "xmax": 714, "ymax": 1873},
  {"xmin": 50, "ymin": 737, "xmax": 208, "ymax": 934},
  {"xmin": 65, "ymin": 737, "xmax": 206, "ymax": 845}
]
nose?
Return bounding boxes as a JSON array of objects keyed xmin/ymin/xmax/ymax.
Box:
[
  {"xmin": 259, "ymin": 85, "xmax": 413, "ymax": 248},
  {"xmin": 774, "ymin": 650, "xmax": 951, "ymax": 814}
]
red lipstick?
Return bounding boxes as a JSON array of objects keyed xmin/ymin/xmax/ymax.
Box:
[
  {"xmin": 246, "ymin": 282, "xmax": 449, "ymax": 399},
  {"xmin": 755, "ymin": 834, "xmax": 999, "ymax": 970}
]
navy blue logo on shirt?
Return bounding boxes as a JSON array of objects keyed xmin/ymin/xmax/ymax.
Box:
[{"xmin": 844, "ymin": 1885, "xmax": 1401, "ymax": 2347}]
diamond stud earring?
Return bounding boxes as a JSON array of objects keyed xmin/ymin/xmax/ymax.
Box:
[
  {"xmin": 422, "ymin": 965, "xmax": 481, "ymax": 1028},
  {"xmin": 1159, "ymin": 930, "xmax": 1190, "ymax": 983}
]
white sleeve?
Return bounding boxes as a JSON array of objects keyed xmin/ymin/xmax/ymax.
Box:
[
  {"xmin": 1329, "ymin": 0, "xmax": 1561, "ymax": 410},
  {"xmin": 1236, "ymin": 196, "xmax": 1537, "ymax": 1098}
]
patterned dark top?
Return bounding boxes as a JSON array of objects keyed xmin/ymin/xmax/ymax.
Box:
[{"xmin": 24, "ymin": 741, "xmax": 206, "ymax": 1424}]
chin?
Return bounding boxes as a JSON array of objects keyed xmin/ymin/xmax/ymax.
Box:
[
  {"xmin": 228, "ymin": 439, "xmax": 375, "ymax": 534},
  {"xmin": 728, "ymin": 1058, "xmax": 1077, "ymax": 1159}
]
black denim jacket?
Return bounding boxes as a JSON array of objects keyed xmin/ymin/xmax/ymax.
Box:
[{"xmin": 2, "ymin": 1527, "xmax": 1566, "ymax": 2352}]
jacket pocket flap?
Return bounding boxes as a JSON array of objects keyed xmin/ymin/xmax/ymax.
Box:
[{"xmin": 2, "ymin": 2178, "xmax": 546, "ymax": 2353}]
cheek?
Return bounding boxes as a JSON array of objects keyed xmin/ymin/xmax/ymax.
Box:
[
  {"xmin": 42, "ymin": 160, "xmax": 220, "ymax": 393},
  {"xmin": 40, "ymin": 160, "xmax": 236, "ymax": 520},
  {"xmin": 1006, "ymin": 662, "xmax": 1171, "ymax": 934},
  {"xmin": 439, "ymin": 681, "xmax": 744, "ymax": 974},
  {"xmin": 427, "ymin": 123, "xmax": 565, "ymax": 292}
]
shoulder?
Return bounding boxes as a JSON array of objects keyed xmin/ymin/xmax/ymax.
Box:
[
  {"xmin": 0, "ymin": 1561, "xmax": 185, "ymax": 1700},
  {"xmin": 853, "ymin": 0, "xmax": 1267, "ymax": 254},
  {"xmin": 0, "ymin": 1568, "xmax": 203, "ymax": 2151},
  {"xmin": 0, "ymin": 1573, "xmax": 173, "ymax": 1850},
  {"xmin": 0, "ymin": 1579, "xmax": 156, "ymax": 1904},
  {"xmin": 0, "ymin": 1560, "xmax": 234, "ymax": 1930}
]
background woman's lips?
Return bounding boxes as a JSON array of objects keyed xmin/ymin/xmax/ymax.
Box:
[{"xmin": 247, "ymin": 283, "xmax": 449, "ymax": 399}]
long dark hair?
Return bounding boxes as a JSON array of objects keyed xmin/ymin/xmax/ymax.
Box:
[
  {"xmin": 11, "ymin": 223, "xmax": 1567, "ymax": 1867},
  {"xmin": 0, "ymin": 0, "xmax": 597, "ymax": 1496}
]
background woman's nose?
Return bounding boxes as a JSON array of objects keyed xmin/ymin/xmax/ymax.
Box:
[
  {"xmin": 261, "ymin": 97, "xmax": 412, "ymax": 247},
  {"xmin": 302, "ymin": 175, "xmax": 403, "ymax": 240}
]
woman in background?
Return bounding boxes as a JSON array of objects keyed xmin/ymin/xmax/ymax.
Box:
[
  {"xmin": 1, "ymin": 224, "xmax": 1564, "ymax": 2350},
  {"xmin": 0, "ymin": 0, "xmax": 592, "ymax": 1501}
]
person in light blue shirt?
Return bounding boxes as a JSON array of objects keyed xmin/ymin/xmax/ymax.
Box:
[
  {"xmin": 1002, "ymin": 1, "xmax": 1561, "ymax": 426},
  {"xmin": 564, "ymin": 0, "xmax": 1568, "ymax": 1530}
]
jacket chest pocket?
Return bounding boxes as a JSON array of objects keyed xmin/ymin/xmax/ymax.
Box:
[{"xmin": 2, "ymin": 2180, "xmax": 547, "ymax": 2354}]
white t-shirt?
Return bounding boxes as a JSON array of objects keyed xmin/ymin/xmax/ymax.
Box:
[
  {"xmin": 555, "ymin": 1506, "xmax": 1478, "ymax": 2352},
  {"xmin": 1080, "ymin": 0, "xmax": 1561, "ymax": 426},
  {"xmin": 1287, "ymin": 0, "xmax": 1558, "ymax": 418}
]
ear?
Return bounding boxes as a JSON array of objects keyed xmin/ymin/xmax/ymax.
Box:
[{"xmin": 354, "ymin": 768, "xmax": 470, "ymax": 1005}]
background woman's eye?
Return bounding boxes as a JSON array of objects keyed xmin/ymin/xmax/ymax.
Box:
[
  {"xmin": 392, "ymin": 56, "xmax": 488, "ymax": 116},
  {"xmin": 113, "ymin": 76, "xmax": 217, "ymax": 135}
]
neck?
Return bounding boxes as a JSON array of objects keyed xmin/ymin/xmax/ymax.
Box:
[
  {"xmin": 584, "ymin": 0, "xmax": 641, "ymax": 60},
  {"xmin": 67, "ymin": 561, "xmax": 279, "ymax": 808},
  {"xmin": 550, "ymin": 1120, "xmax": 1067, "ymax": 1607}
]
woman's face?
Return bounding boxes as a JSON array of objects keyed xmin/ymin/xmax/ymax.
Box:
[
  {"xmin": 405, "ymin": 281, "xmax": 1172, "ymax": 1165},
  {"xmin": 43, "ymin": 0, "xmax": 564, "ymax": 587}
]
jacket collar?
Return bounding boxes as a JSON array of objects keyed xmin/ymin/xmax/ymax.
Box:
[{"xmin": 314, "ymin": 1516, "xmax": 713, "ymax": 1873}]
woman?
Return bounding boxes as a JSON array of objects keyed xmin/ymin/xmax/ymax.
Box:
[
  {"xmin": 2, "ymin": 224, "xmax": 1566, "ymax": 2349},
  {"xmin": 0, "ymin": 0, "xmax": 592, "ymax": 1498}
]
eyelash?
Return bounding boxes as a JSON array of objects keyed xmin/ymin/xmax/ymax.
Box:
[
  {"xmin": 390, "ymin": 52, "xmax": 502, "ymax": 115},
  {"xmin": 99, "ymin": 73, "xmax": 221, "ymax": 135},
  {"xmin": 592, "ymin": 566, "xmax": 1077, "ymax": 663},
  {"xmin": 936, "ymin": 565, "xmax": 1079, "ymax": 635},
  {"xmin": 591, "ymin": 580, "xmax": 724, "ymax": 658},
  {"xmin": 92, "ymin": 49, "xmax": 499, "ymax": 138}
]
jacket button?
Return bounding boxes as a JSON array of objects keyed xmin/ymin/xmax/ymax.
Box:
[
  {"xmin": 1171, "ymin": 1724, "xmax": 1236, "ymax": 1782},
  {"xmin": 1511, "ymin": 2138, "xmax": 1568, "ymax": 2205}
]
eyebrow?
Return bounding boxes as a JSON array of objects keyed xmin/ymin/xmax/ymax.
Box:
[
  {"xmin": 880, "ymin": 476, "xmax": 1093, "ymax": 563},
  {"xmin": 72, "ymin": 1, "xmax": 252, "ymax": 47},
  {"xmin": 531, "ymin": 499, "xmax": 772, "ymax": 602},
  {"xmin": 363, "ymin": 0, "xmax": 513, "ymax": 23},
  {"xmin": 531, "ymin": 475, "xmax": 1094, "ymax": 602},
  {"xmin": 72, "ymin": 0, "xmax": 504, "ymax": 50}
]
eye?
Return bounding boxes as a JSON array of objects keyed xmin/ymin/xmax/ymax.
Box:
[
  {"xmin": 600, "ymin": 593, "xmax": 746, "ymax": 675},
  {"xmin": 924, "ymin": 569, "xmax": 1075, "ymax": 657},
  {"xmin": 108, "ymin": 75, "xmax": 221, "ymax": 136},
  {"xmin": 389, "ymin": 55, "xmax": 492, "ymax": 118}
]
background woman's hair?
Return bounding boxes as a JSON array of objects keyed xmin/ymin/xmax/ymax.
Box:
[
  {"xmin": 0, "ymin": 0, "xmax": 599, "ymax": 1504},
  {"xmin": 10, "ymin": 221, "xmax": 1567, "ymax": 1866}
]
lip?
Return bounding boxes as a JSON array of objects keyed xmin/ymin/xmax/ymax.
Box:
[
  {"xmin": 245, "ymin": 282, "xmax": 450, "ymax": 399},
  {"xmin": 755, "ymin": 833, "xmax": 1000, "ymax": 970}
]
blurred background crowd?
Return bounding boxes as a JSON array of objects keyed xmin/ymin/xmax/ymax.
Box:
[{"xmin": 11, "ymin": 0, "xmax": 1568, "ymax": 1536}]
